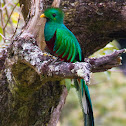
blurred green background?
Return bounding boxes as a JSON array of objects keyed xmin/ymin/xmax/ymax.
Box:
[
  {"xmin": 59, "ymin": 70, "xmax": 126, "ymax": 126},
  {"xmin": 0, "ymin": 1, "xmax": 126, "ymax": 126}
]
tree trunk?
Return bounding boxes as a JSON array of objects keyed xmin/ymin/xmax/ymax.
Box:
[{"xmin": 0, "ymin": 0, "xmax": 126, "ymax": 126}]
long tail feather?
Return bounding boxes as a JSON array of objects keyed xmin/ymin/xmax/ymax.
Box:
[{"xmin": 74, "ymin": 79, "xmax": 94, "ymax": 126}]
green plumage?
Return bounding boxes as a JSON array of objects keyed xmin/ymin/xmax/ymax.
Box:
[
  {"xmin": 55, "ymin": 28, "xmax": 82, "ymax": 62},
  {"xmin": 42, "ymin": 7, "xmax": 94, "ymax": 126}
]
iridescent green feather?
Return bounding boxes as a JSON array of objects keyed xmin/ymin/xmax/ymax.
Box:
[
  {"xmin": 53, "ymin": 37, "xmax": 61, "ymax": 51},
  {"xmin": 78, "ymin": 45, "xmax": 82, "ymax": 61},
  {"xmin": 62, "ymin": 40, "xmax": 70, "ymax": 58},
  {"xmin": 56, "ymin": 39, "xmax": 65, "ymax": 56},
  {"xmin": 54, "ymin": 27, "xmax": 81, "ymax": 62},
  {"xmin": 71, "ymin": 43, "xmax": 76, "ymax": 62},
  {"xmin": 67, "ymin": 40, "xmax": 73, "ymax": 60}
]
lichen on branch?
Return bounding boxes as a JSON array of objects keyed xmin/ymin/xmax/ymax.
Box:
[
  {"xmin": 0, "ymin": 0, "xmax": 126, "ymax": 125},
  {"xmin": 4, "ymin": 37, "xmax": 125, "ymax": 90}
]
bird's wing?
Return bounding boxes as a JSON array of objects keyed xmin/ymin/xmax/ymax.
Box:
[{"xmin": 53, "ymin": 27, "xmax": 82, "ymax": 62}]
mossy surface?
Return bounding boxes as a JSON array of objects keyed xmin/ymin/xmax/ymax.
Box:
[{"xmin": 0, "ymin": 62, "xmax": 64, "ymax": 126}]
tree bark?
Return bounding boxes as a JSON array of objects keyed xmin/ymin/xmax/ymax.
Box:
[
  {"xmin": 61, "ymin": 0, "xmax": 126, "ymax": 57},
  {"xmin": 20, "ymin": 0, "xmax": 126, "ymax": 57},
  {"xmin": 0, "ymin": 0, "xmax": 126, "ymax": 126}
]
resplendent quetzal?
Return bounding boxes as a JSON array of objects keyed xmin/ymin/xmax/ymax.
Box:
[{"xmin": 40, "ymin": 8, "xmax": 94, "ymax": 126}]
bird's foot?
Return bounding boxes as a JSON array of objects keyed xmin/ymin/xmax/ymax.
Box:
[{"xmin": 50, "ymin": 57, "xmax": 63, "ymax": 65}]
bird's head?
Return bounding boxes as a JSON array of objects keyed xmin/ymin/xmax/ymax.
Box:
[{"xmin": 40, "ymin": 8, "xmax": 64, "ymax": 23}]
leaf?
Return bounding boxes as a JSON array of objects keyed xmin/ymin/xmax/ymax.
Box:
[
  {"xmin": 0, "ymin": 27, "xmax": 3, "ymax": 42},
  {"xmin": 11, "ymin": 12, "xmax": 19, "ymax": 26},
  {"xmin": 17, "ymin": 3, "xmax": 20, "ymax": 7},
  {"xmin": 90, "ymin": 41, "xmax": 119, "ymax": 58},
  {"xmin": 60, "ymin": 79, "xmax": 72, "ymax": 92}
]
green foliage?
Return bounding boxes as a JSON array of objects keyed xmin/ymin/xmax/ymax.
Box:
[
  {"xmin": 90, "ymin": 40, "xmax": 119, "ymax": 58},
  {"xmin": 0, "ymin": 0, "xmax": 24, "ymax": 45},
  {"xmin": 11, "ymin": 12, "xmax": 19, "ymax": 26},
  {"xmin": 0, "ymin": 27, "xmax": 3, "ymax": 42},
  {"xmin": 61, "ymin": 70, "xmax": 126, "ymax": 126},
  {"xmin": 90, "ymin": 40, "xmax": 120, "ymax": 81},
  {"xmin": 60, "ymin": 79, "xmax": 72, "ymax": 92}
]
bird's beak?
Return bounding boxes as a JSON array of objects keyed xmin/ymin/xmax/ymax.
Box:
[{"xmin": 40, "ymin": 14, "xmax": 46, "ymax": 18}]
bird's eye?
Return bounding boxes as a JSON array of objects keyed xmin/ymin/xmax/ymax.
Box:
[{"xmin": 52, "ymin": 13, "xmax": 56, "ymax": 17}]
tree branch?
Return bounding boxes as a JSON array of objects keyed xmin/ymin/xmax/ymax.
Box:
[
  {"xmin": 48, "ymin": 87, "xmax": 68, "ymax": 126},
  {"xmin": 3, "ymin": 2, "xmax": 18, "ymax": 30},
  {"xmin": 52, "ymin": 0, "xmax": 61, "ymax": 7},
  {"xmin": 0, "ymin": 0, "xmax": 126, "ymax": 125},
  {"xmin": 3, "ymin": 0, "xmax": 15, "ymax": 33},
  {"xmin": 6, "ymin": 37, "xmax": 91, "ymax": 84},
  {"xmin": 5, "ymin": 37, "xmax": 125, "ymax": 87},
  {"xmin": 85, "ymin": 49, "xmax": 126, "ymax": 72}
]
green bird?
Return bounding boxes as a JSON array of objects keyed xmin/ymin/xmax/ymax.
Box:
[{"xmin": 40, "ymin": 8, "xmax": 94, "ymax": 126}]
